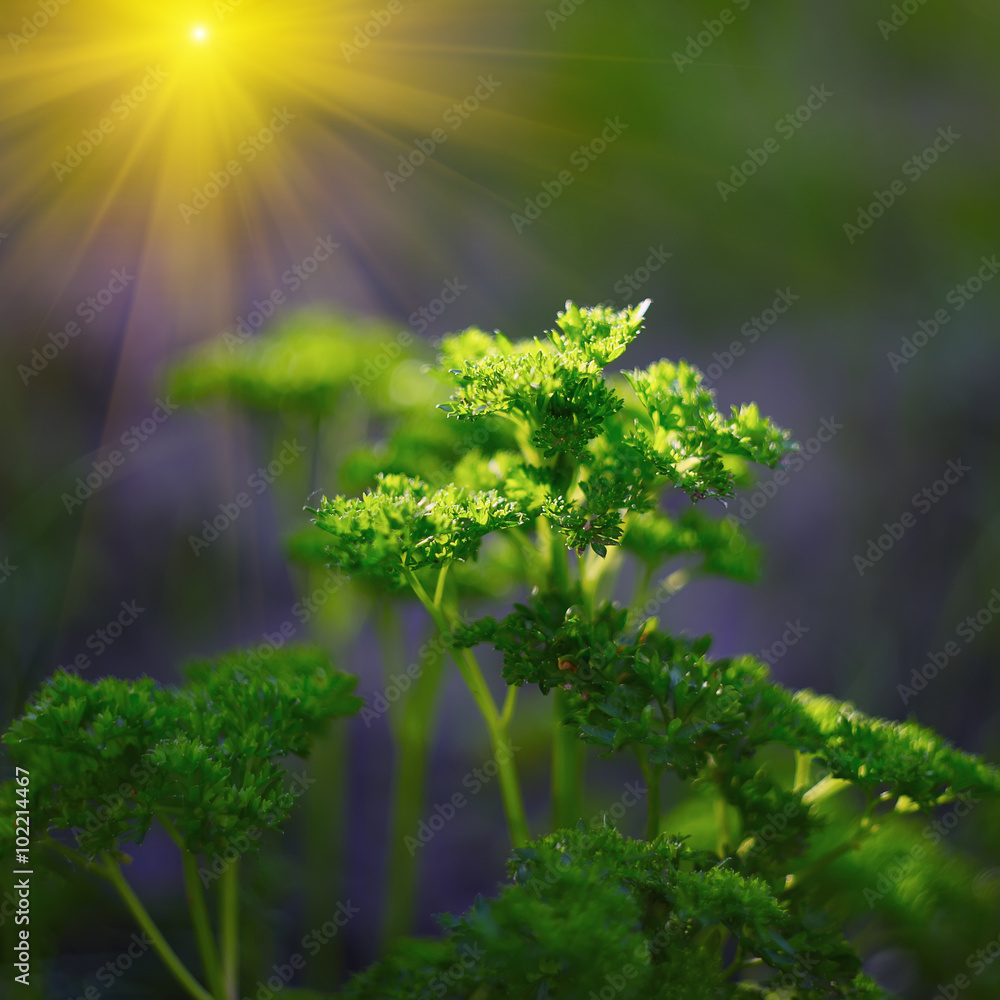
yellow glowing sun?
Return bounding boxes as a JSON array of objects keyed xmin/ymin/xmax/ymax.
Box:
[{"xmin": 0, "ymin": 0, "xmax": 530, "ymax": 343}]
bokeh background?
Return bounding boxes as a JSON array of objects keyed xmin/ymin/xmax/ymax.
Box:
[{"xmin": 1, "ymin": 0, "xmax": 999, "ymax": 997}]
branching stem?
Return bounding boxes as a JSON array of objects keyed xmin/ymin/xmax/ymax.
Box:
[
  {"xmin": 101, "ymin": 854, "xmax": 214, "ymax": 1000},
  {"xmin": 404, "ymin": 565, "xmax": 529, "ymax": 847}
]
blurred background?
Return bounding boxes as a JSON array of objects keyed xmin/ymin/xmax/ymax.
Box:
[{"xmin": 1, "ymin": 0, "xmax": 999, "ymax": 997}]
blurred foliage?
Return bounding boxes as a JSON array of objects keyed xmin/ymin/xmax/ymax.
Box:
[
  {"xmin": 2, "ymin": 4, "xmax": 998, "ymax": 999},
  {"xmin": 167, "ymin": 308, "xmax": 427, "ymax": 418}
]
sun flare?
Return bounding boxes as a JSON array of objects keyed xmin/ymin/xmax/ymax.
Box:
[{"xmin": 0, "ymin": 0, "xmax": 529, "ymax": 348}]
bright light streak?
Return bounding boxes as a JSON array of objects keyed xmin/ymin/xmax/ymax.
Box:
[{"xmin": 0, "ymin": 0, "xmax": 532, "ymax": 346}]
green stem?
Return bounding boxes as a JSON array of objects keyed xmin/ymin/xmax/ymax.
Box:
[
  {"xmin": 382, "ymin": 636, "xmax": 447, "ymax": 946},
  {"xmin": 539, "ymin": 517, "xmax": 570, "ymax": 594},
  {"xmin": 220, "ymin": 862, "xmax": 240, "ymax": 1000},
  {"xmin": 101, "ymin": 854, "xmax": 214, "ymax": 1000},
  {"xmin": 720, "ymin": 943, "xmax": 745, "ymax": 980},
  {"xmin": 158, "ymin": 814, "xmax": 225, "ymax": 1000},
  {"xmin": 296, "ymin": 559, "xmax": 372, "ymax": 990},
  {"xmin": 43, "ymin": 837, "xmax": 104, "ymax": 873},
  {"xmin": 301, "ymin": 723, "xmax": 348, "ymax": 986},
  {"xmin": 628, "ymin": 565, "xmax": 692, "ymax": 628},
  {"xmin": 594, "ymin": 545, "xmax": 625, "ymax": 606},
  {"xmin": 801, "ymin": 774, "xmax": 853, "ymax": 806},
  {"xmin": 492, "ymin": 722, "xmax": 529, "ymax": 848},
  {"xmin": 505, "ymin": 526, "xmax": 537, "ymax": 581},
  {"xmin": 433, "ymin": 562, "xmax": 450, "ymax": 606},
  {"xmin": 543, "ymin": 521, "xmax": 584, "ymax": 832},
  {"xmin": 455, "ymin": 637, "xmax": 530, "ymax": 847},
  {"xmin": 634, "ymin": 748, "xmax": 661, "ymax": 840},
  {"xmin": 499, "ymin": 684, "xmax": 518, "ymax": 729},
  {"xmin": 715, "ymin": 794, "xmax": 731, "ymax": 858},
  {"xmin": 552, "ymin": 689, "xmax": 583, "ymax": 830},
  {"xmin": 403, "ymin": 566, "xmax": 529, "ymax": 847},
  {"xmin": 783, "ymin": 797, "xmax": 877, "ymax": 895},
  {"xmin": 632, "ymin": 562, "xmax": 655, "ymax": 610},
  {"xmin": 181, "ymin": 849, "xmax": 226, "ymax": 1000},
  {"xmin": 793, "ymin": 751, "xmax": 812, "ymax": 792},
  {"xmin": 383, "ymin": 727, "xmax": 430, "ymax": 945}
]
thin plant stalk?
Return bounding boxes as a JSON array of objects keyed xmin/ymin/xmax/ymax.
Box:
[
  {"xmin": 552, "ymin": 689, "xmax": 583, "ymax": 829},
  {"xmin": 160, "ymin": 813, "xmax": 226, "ymax": 1000},
  {"xmin": 220, "ymin": 862, "xmax": 240, "ymax": 1000},
  {"xmin": 635, "ymin": 747, "xmax": 661, "ymax": 840},
  {"xmin": 381, "ymin": 631, "xmax": 447, "ymax": 945},
  {"xmin": 298, "ymin": 560, "xmax": 369, "ymax": 987},
  {"xmin": 180, "ymin": 850, "xmax": 226, "ymax": 999},
  {"xmin": 101, "ymin": 855, "xmax": 214, "ymax": 1000},
  {"xmin": 542, "ymin": 521, "xmax": 586, "ymax": 831},
  {"xmin": 403, "ymin": 566, "xmax": 529, "ymax": 847}
]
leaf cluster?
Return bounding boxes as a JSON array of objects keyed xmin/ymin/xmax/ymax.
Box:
[
  {"xmin": 0, "ymin": 646, "xmax": 360, "ymax": 858},
  {"xmin": 306, "ymin": 301, "xmax": 793, "ymax": 584},
  {"xmin": 456, "ymin": 593, "xmax": 1000, "ymax": 876},
  {"xmin": 308, "ymin": 474, "xmax": 528, "ymax": 585},
  {"xmin": 342, "ymin": 826, "xmax": 886, "ymax": 999}
]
